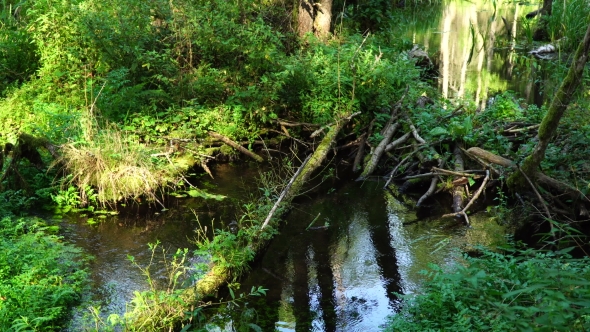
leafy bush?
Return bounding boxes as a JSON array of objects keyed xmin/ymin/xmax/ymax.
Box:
[
  {"xmin": 0, "ymin": 3, "xmax": 38, "ymax": 95},
  {"xmin": 0, "ymin": 216, "xmax": 89, "ymax": 331},
  {"xmin": 385, "ymin": 247, "xmax": 590, "ymax": 332},
  {"xmin": 282, "ymin": 34, "xmax": 420, "ymax": 125}
]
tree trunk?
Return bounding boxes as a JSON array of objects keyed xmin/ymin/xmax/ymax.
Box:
[
  {"xmin": 541, "ymin": 0, "xmax": 552, "ymax": 16},
  {"xmin": 297, "ymin": 0, "xmax": 332, "ymax": 40},
  {"xmin": 314, "ymin": 0, "xmax": 332, "ymax": 40},
  {"xmin": 508, "ymin": 19, "xmax": 590, "ymax": 190},
  {"xmin": 298, "ymin": 0, "xmax": 315, "ymax": 38}
]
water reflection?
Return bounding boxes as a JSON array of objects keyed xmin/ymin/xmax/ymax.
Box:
[
  {"xmin": 243, "ymin": 181, "xmax": 398, "ymax": 331},
  {"xmin": 63, "ymin": 163, "xmax": 261, "ymax": 328},
  {"xmin": 242, "ymin": 180, "xmax": 506, "ymax": 331},
  {"xmin": 410, "ymin": 0, "xmax": 541, "ymax": 107}
]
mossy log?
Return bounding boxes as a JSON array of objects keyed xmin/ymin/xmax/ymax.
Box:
[
  {"xmin": 134, "ymin": 118, "xmax": 351, "ymax": 329},
  {"xmin": 466, "ymin": 147, "xmax": 513, "ymax": 167}
]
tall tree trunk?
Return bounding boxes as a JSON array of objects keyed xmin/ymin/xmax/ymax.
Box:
[
  {"xmin": 314, "ymin": 0, "xmax": 332, "ymax": 40},
  {"xmin": 298, "ymin": 0, "xmax": 315, "ymax": 38},
  {"xmin": 297, "ymin": 0, "xmax": 332, "ymax": 40},
  {"xmin": 508, "ymin": 19, "xmax": 590, "ymax": 190}
]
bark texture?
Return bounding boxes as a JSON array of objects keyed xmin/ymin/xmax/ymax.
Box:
[
  {"xmin": 297, "ymin": 0, "xmax": 315, "ymax": 37},
  {"xmin": 297, "ymin": 0, "xmax": 333, "ymax": 40},
  {"xmin": 314, "ymin": 0, "xmax": 332, "ymax": 40}
]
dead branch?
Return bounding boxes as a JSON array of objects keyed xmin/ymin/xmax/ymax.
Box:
[
  {"xmin": 405, "ymin": 114, "xmax": 426, "ymax": 145},
  {"xmin": 505, "ymin": 124, "xmax": 540, "ymax": 133},
  {"xmin": 357, "ymin": 123, "xmax": 400, "ymax": 179},
  {"xmin": 442, "ymin": 170, "xmax": 490, "ymax": 225},
  {"xmin": 466, "ymin": 147, "xmax": 513, "ymax": 167},
  {"xmin": 202, "ymin": 161, "xmax": 214, "ymax": 179},
  {"xmin": 416, "ymin": 157, "xmax": 445, "ymax": 207},
  {"xmin": 461, "ymin": 148, "xmax": 501, "ymax": 175},
  {"xmin": 384, "ymin": 132, "xmax": 411, "ymax": 152},
  {"xmin": 208, "ymin": 131, "xmax": 264, "ymax": 162},
  {"xmin": 268, "ymin": 129, "xmax": 309, "ymax": 148},
  {"xmin": 416, "ymin": 174, "xmax": 440, "ymax": 207},
  {"xmin": 275, "ymin": 119, "xmax": 320, "ymax": 128},
  {"xmin": 354, "ymin": 119, "xmax": 376, "ymax": 172},
  {"xmin": 261, "ymin": 155, "xmax": 312, "ymax": 230},
  {"xmin": 402, "ymin": 172, "xmax": 437, "ymax": 180},
  {"xmin": 383, "ymin": 149, "xmax": 419, "ymax": 188}
]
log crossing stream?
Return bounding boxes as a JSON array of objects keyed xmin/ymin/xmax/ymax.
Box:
[{"xmin": 62, "ymin": 0, "xmax": 551, "ymax": 329}]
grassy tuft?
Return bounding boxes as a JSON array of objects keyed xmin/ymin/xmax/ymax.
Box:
[{"xmin": 57, "ymin": 122, "xmax": 180, "ymax": 205}]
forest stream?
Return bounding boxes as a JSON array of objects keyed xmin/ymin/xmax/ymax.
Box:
[{"xmin": 62, "ymin": 0, "xmax": 550, "ymax": 330}]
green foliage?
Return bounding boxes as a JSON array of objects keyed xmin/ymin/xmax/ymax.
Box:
[
  {"xmin": 547, "ymin": 0, "xmax": 590, "ymax": 52},
  {"xmin": 86, "ymin": 241, "xmax": 267, "ymax": 332},
  {"xmin": 0, "ymin": 216, "xmax": 89, "ymax": 331},
  {"xmin": 385, "ymin": 246, "xmax": 590, "ymax": 332},
  {"xmin": 282, "ymin": 34, "xmax": 420, "ymax": 125},
  {"xmin": 0, "ymin": 0, "xmax": 38, "ymax": 95}
]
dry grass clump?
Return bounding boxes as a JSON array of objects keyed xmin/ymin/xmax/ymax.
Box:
[{"xmin": 58, "ymin": 124, "xmax": 177, "ymax": 205}]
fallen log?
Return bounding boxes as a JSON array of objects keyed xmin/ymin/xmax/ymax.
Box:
[
  {"xmin": 147, "ymin": 115, "xmax": 355, "ymax": 329},
  {"xmin": 452, "ymin": 144, "xmax": 466, "ymax": 220},
  {"xmin": 465, "ymin": 147, "xmax": 513, "ymax": 167}
]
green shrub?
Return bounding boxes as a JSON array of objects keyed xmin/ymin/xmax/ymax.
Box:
[
  {"xmin": 0, "ymin": 2, "xmax": 38, "ymax": 95},
  {"xmin": 0, "ymin": 216, "xmax": 89, "ymax": 331},
  {"xmin": 385, "ymin": 247, "xmax": 590, "ymax": 332}
]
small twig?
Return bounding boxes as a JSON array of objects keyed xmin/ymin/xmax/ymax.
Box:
[
  {"xmin": 383, "ymin": 153, "xmax": 416, "ymax": 188},
  {"xmin": 268, "ymin": 129, "xmax": 309, "ymax": 148},
  {"xmin": 383, "ymin": 150, "xmax": 417, "ymax": 188}
]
